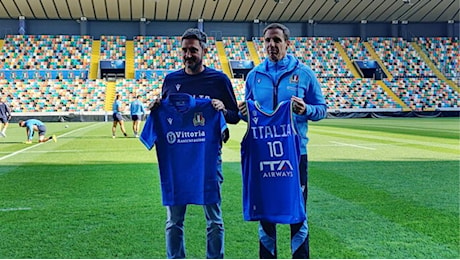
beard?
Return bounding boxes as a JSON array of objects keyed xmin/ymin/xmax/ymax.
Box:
[{"xmin": 184, "ymin": 58, "xmax": 203, "ymax": 73}]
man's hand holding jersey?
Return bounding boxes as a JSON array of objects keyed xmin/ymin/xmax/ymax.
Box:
[
  {"xmin": 237, "ymin": 96, "xmax": 307, "ymax": 119},
  {"xmin": 148, "ymin": 98, "xmax": 229, "ymax": 143}
]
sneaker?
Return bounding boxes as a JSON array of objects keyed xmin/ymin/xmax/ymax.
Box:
[
  {"xmin": 112, "ymin": 136, "xmax": 116, "ymax": 139},
  {"xmin": 124, "ymin": 133, "xmax": 128, "ymax": 137},
  {"xmin": 24, "ymin": 140, "xmax": 32, "ymax": 144},
  {"xmin": 52, "ymin": 135, "xmax": 57, "ymax": 143},
  {"xmin": 0, "ymin": 132, "xmax": 5, "ymax": 137},
  {"xmin": 135, "ymin": 134, "xmax": 139, "ymax": 138}
]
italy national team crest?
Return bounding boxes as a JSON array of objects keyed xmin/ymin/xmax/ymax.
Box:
[
  {"xmin": 290, "ymin": 74, "xmax": 299, "ymax": 84},
  {"xmin": 193, "ymin": 112, "xmax": 205, "ymax": 126}
]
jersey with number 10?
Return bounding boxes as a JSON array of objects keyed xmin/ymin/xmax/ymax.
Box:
[
  {"xmin": 241, "ymin": 100, "xmax": 305, "ymax": 224},
  {"xmin": 140, "ymin": 93, "xmax": 227, "ymax": 206}
]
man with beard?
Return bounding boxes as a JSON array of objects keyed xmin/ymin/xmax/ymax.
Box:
[
  {"xmin": 146, "ymin": 28, "xmax": 239, "ymax": 259},
  {"xmin": 238, "ymin": 23, "xmax": 327, "ymax": 258}
]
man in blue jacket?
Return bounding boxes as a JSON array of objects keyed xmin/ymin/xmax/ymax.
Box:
[{"xmin": 238, "ymin": 23, "xmax": 327, "ymax": 259}]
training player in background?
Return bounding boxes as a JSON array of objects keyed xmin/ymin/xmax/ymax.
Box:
[
  {"xmin": 112, "ymin": 94, "xmax": 128, "ymax": 138},
  {"xmin": 147, "ymin": 28, "xmax": 239, "ymax": 259},
  {"xmin": 0, "ymin": 96, "xmax": 12, "ymax": 137},
  {"xmin": 130, "ymin": 95, "xmax": 146, "ymax": 138},
  {"xmin": 238, "ymin": 23, "xmax": 327, "ymax": 258},
  {"xmin": 18, "ymin": 119, "xmax": 57, "ymax": 144}
]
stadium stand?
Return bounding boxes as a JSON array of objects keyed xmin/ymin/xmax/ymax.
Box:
[
  {"xmin": 320, "ymin": 78, "xmax": 402, "ymax": 111},
  {"xmin": 0, "ymin": 35, "xmax": 92, "ymax": 80},
  {"xmin": 416, "ymin": 37, "xmax": 459, "ymax": 81},
  {"xmin": 338, "ymin": 37, "xmax": 370, "ymax": 61},
  {"xmin": 222, "ymin": 36, "xmax": 252, "ymax": 61},
  {"xmin": 384, "ymin": 78, "xmax": 459, "ymax": 111},
  {"xmin": 100, "ymin": 35, "xmax": 126, "ymax": 61},
  {"xmin": 0, "ymin": 79, "xmax": 105, "ymax": 113},
  {"xmin": 133, "ymin": 36, "xmax": 221, "ymax": 79},
  {"xmin": 368, "ymin": 37, "xmax": 436, "ymax": 78},
  {"xmin": 0, "ymin": 34, "xmax": 458, "ymax": 119},
  {"xmin": 253, "ymin": 36, "xmax": 354, "ymax": 78}
]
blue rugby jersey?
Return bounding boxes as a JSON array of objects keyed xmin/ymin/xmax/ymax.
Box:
[
  {"xmin": 140, "ymin": 93, "xmax": 227, "ymax": 206},
  {"xmin": 241, "ymin": 100, "xmax": 306, "ymax": 224}
]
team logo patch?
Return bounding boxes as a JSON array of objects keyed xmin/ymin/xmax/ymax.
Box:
[
  {"xmin": 290, "ymin": 74, "xmax": 299, "ymax": 84},
  {"xmin": 167, "ymin": 118, "xmax": 173, "ymax": 125},
  {"xmin": 193, "ymin": 112, "xmax": 205, "ymax": 126},
  {"xmin": 175, "ymin": 84, "xmax": 181, "ymax": 91},
  {"xmin": 166, "ymin": 132, "xmax": 177, "ymax": 144}
]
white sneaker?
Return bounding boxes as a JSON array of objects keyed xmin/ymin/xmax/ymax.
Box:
[{"xmin": 0, "ymin": 132, "xmax": 5, "ymax": 137}]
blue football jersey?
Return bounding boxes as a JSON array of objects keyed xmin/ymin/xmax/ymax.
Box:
[
  {"xmin": 241, "ymin": 100, "xmax": 306, "ymax": 224},
  {"xmin": 140, "ymin": 93, "xmax": 227, "ymax": 206}
]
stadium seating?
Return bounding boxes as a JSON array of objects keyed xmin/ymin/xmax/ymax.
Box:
[
  {"xmin": 338, "ymin": 37, "xmax": 371, "ymax": 61},
  {"xmin": 134, "ymin": 36, "xmax": 221, "ymax": 73},
  {"xmin": 0, "ymin": 34, "xmax": 458, "ymax": 114},
  {"xmin": 320, "ymin": 78, "xmax": 401, "ymax": 110},
  {"xmin": 416, "ymin": 37, "xmax": 459, "ymax": 80},
  {"xmin": 253, "ymin": 36, "xmax": 353, "ymax": 78},
  {"xmin": 100, "ymin": 35, "xmax": 126, "ymax": 60},
  {"xmin": 383, "ymin": 78, "xmax": 459, "ymax": 110},
  {"xmin": 116, "ymin": 79, "xmax": 162, "ymax": 103},
  {"xmin": 222, "ymin": 36, "xmax": 251, "ymax": 61},
  {"xmin": 0, "ymin": 35, "xmax": 92, "ymax": 70},
  {"xmin": 0, "ymin": 79, "xmax": 105, "ymax": 113},
  {"xmin": 369, "ymin": 37, "xmax": 435, "ymax": 78}
]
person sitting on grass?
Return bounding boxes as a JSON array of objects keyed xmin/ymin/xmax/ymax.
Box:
[{"xmin": 18, "ymin": 119, "xmax": 57, "ymax": 144}]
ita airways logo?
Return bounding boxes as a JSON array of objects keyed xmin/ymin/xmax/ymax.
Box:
[{"xmin": 193, "ymin": 112, "xmax": 205, "ymax": 126}]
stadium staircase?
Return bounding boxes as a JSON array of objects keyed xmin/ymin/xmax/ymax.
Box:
[
  {"xmin": 125, "ymin": 40, "xmax": 135, "ymax": 79},
  {"xmin": 334, "ymin": 42, "xmax": 361, "ymax": 78},
  {"xmin": 362, "ymin": 42, "xmax": 410, "ymax": 111},
  {"xmin": 411, "ymin": 42, "xmax": 459, "ymax": 91},
  {"xmin": 89, "ymin": 40, "xmax": 100, "ymax": 79},
  {"xmin": 247, "ymin": 41, "xmax": 261, "ymax": 66},
  {"xmin": 376, "ymin": 81, "xmax": 410, "ymax": 111},
  {"xmin": 216, "ymin": 41, "xmax": 233, "ymax": 78},
  {"xmin": 104, "ymin": 81, "xmax": 117, "ymax": 111},
  {"xmin": 363, "ymin": 42, "xmax": 393, "ymax": 80}
]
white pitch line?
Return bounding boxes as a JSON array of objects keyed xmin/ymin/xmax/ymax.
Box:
[
  {"xmin": 0, "ymin": 122, "xmax": 103, "ymax": 162},
  {"xmin": 0, "ymin": 207, "xmax": 32, "ymax": 212},
  {"xmin": 329, "ymin": 141, "xmax": 376, "ymax": 150}
]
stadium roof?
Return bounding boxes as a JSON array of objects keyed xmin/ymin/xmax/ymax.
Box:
[{"xmin": 0, "ymin": 0, "xmax": 458, "ymax": 23}]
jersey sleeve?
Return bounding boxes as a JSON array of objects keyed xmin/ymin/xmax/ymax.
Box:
[{"xmin": 139, "ymin": 113, "xmax": 158, "ymax": 150}]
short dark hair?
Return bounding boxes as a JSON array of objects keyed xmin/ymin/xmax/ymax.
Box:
[
  {"xmin": 263, "ymin": 23, "xmax": 290, "ymax": 41},
  {"xmin": 181, "ymin": 28, "xmax": 207, "ymax": 49}
]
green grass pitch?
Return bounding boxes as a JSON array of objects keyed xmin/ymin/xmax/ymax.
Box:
[{"xmin": 0, "ymin": 117, "xmax": 459, "ymax": 258}]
